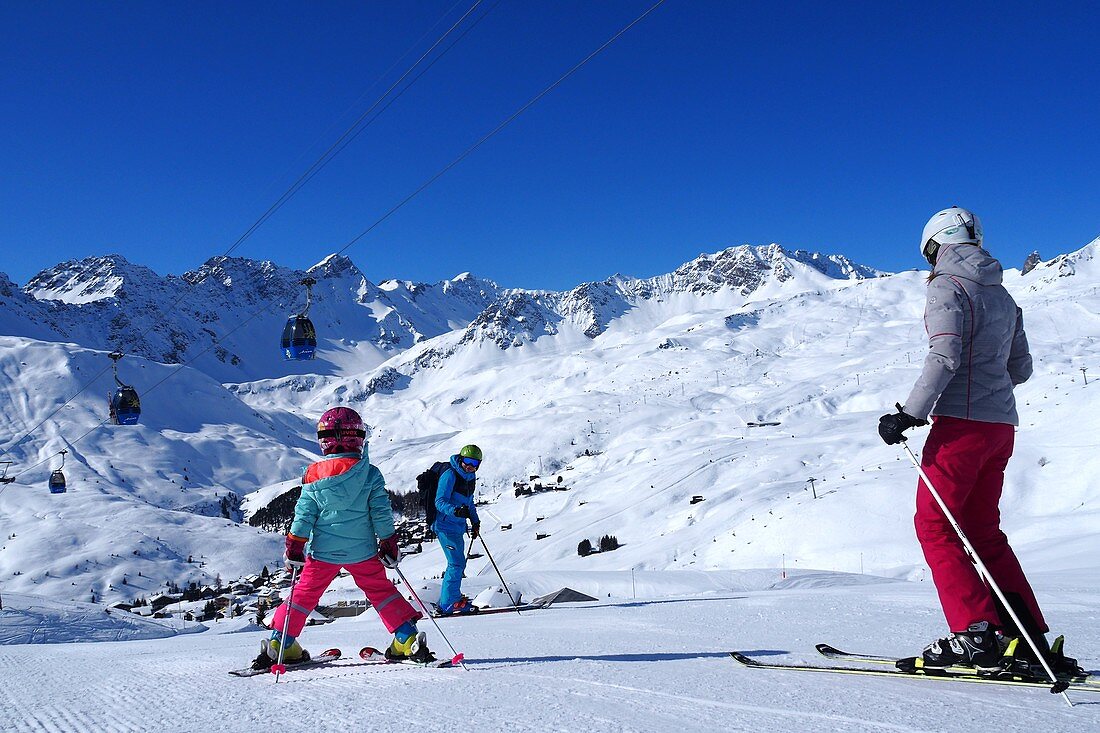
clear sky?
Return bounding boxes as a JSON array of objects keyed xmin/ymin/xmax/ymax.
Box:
[{"xmin": 2, "ymin": 1, "xmax": 1097, "ymax": 290}]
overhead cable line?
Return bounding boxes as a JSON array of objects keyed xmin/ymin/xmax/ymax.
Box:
[
  {"xmin": 216, "ymin": 0, "xmax": 487, "ymax": 263},
  {"xmin": 4, "ymin": 295, "xmax": 280, "ymax": 487},
  {"xmin": 331, "ymin": 0, "xmax": 668, "ymax": 257},
  {"xmin": 1, "ymin": 0, "xmax": 667, "ymax": 484},
  {"xmin": 0, "ymin": 1, "xmax": 490, "ymax": 463},
  {"xmin": 255, "ymin": 0, "xmax": 471, "ymax": 201}
]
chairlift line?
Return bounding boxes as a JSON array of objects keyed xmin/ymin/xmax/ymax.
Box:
[
  {"xmin": 4, "ymin": 300, "xmax": 273, "ymax": 485},
  {"xmin": 0, "ymin": 2, "xmax": 489, "ymax": 460},
  {"xmin": 0, "ymin": 0, "xmax": 667, "ymax": 474}
]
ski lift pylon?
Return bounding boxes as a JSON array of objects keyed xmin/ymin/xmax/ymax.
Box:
[
  {"xmin": 107, "ymin": 352, "xmax": 141, "ymax": 425},
  {"xmin": 49, "ymin": 450, "xmax": 67, "ymax": 494},
  {"xmin": 281, "ymin": 277, "xmax": 318, "ymax": 360}
]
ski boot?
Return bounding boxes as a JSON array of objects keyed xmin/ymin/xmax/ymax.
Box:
[
  {"xmin": 385, "ymin": 631, "xmax": 437, "ymax": 664},
  {"xmin": 251, "ymin": 635, "xmax": 309, "ymax": 670},
  {"xmin": 999, "ymin": 634, "xmax": 1086, "ymax": 679},
  {"xmin": 435, "ymin": 596, "xmax": 478, "ymax": 616},
  {"xmin": 920, "ymin": 621, "xmax": 1002, "ymax": 672}
]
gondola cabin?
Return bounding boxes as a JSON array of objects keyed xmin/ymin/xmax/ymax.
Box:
[
  {"xmin": 281, "ymin": 315, "xmax": 317, "ymax": 360},
  {"xmin": 49, "ymin": 469, "xmax": 66, "ymax": 494},
  {"xmin": 109, "ymin": 386, "xmax": 141, "ymax": 425}
]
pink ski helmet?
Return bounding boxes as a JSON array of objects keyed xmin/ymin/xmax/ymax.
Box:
[{"xmin": 316, "ymin": 407, "xmax": 366, "ymax": 455}]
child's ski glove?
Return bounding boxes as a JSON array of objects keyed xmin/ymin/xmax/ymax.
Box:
[
  {"xmin": 377, "ymin": 534, "xmax": 401, "ymax": 569},
  {"xmin": 284, "ymin": 535, "xmax": 307, "ymax": 569}
]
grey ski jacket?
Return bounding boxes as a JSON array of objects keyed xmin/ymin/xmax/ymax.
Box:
[{"xmin": 904, "ymin": 243, "xmax": 1032, "ymax": 425}]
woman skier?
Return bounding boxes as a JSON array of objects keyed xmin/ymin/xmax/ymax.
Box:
[
  {"xmin": 877, "ymin": 206, "xmax": 1079, "ymax": 677},
  {"xmin": 251, "ymin": 406, "xmax": 434, "ymax": 670},
  {"xmin": 433, "ymin": 444, "xmax": 483, "ymax": 615}
]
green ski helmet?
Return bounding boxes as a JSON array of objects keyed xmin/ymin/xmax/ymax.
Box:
[{"xmin": 459, "ymin": 444, "xmax": 483, "ymax": 461}]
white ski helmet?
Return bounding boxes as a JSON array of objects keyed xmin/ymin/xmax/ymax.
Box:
[{"xmin": 920, "ymin": 206, "xmax": 982, "ymax": 265}]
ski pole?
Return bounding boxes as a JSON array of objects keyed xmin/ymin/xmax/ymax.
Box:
[
  {"xmin": 479, "ymin": 535, "xmax": 522, "ymax": 614},
  {"xmin": 393, "ymin": 565, "xmax": 469, "ymax": 671},
  {"xmin": 900, "ymin": 441, "xmax": 1073, "ymax": 707},
  {"xmin": 272, "ymin": 563, "xmax": 301, "ymax": 682}
]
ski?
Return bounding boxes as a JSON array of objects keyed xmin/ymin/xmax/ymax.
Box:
[
  {"xmin": 431, "ymin": 603, "xmax": 544, "ymax": 619},
  {"xmin": 229, "ymin": 647, "xmax": 342, "ymax": 677},
  {"xmin": 815, "ymin": 643, "xmax": 1099, "ymax": 687},
  {"xmin": 359, "ymin": 646, "xmax": 462, "ymax": 668},
  {"xmin": 815, "ymin": 643, "xmax": 896, "ymax": 665},
  {"xmin": 729, "ymin": 652, "xmax": 1100, "ymax": 694}
]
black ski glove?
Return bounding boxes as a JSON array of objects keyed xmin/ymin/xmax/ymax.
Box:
[
  {"xmin": 454, "ymin": 505, "xmax": 470, "ymax": 519},
  {"xmin": 469, "ymin": 522, "xmax": 480, "ymax": 540},
  {"xmin": 878, "ymin": 403, "xmax": 928, "ymax": 445}
]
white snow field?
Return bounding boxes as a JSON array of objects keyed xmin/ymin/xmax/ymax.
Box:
[
  {"xmin": 1, "ymin": 241, "xmax": 1098, "ymax": 730},
  {"xmin": 0, "ymin": 568, "xmax": 1097, "ymax": 732}
]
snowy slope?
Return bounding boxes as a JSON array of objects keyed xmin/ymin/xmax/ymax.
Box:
[
  {"xmin": 0, "ymin": 240, "xmax": 1097, "ymax": 609},
  {"xmin": 1, "ymin": 238, "xmax": 1098, "ymax": 730},
  {"xmin": 0, "ymin": 337, "xmax": 317, "ymax": 600},
  {"xmin": 240, "ymin": 241, "xmax": 1100, "ymax": 589},
  {"xmin": 0, "ymin": 568, "xmax": 1096, "ymax": 732}
]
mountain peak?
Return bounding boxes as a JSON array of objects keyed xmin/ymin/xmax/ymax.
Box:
[
  {"xmin": 308, "ymin": 253, "xmax": 363, "ymax": 281},
  {"xmin": 1019, "ymin": 236, "xmax": 1100, "ymax": 283},
  {"xmin": 25, "ymin": 254, "xmax": 163, "ymax": 304}
]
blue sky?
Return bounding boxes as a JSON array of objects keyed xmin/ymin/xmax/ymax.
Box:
[{"xmin": 2, "ymin": 1, "xmax": 1097, "ymax": 290}]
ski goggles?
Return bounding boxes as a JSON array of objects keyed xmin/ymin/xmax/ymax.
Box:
[{"xmin": 459, "ymin": 457, "xmax": 481, "ymax": 470}]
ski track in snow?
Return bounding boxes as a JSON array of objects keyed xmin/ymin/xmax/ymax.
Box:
[{"xmin": 1, "ymin": 574, "xmax": 1097, "ymax": 732}]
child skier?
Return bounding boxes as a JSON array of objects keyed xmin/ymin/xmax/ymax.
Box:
[
  {"xmin": 251, "ymin": 406, "xmax": 434, "ymax": 670},
  {"xmin": 878, "ymin": 207, "xmax": 1080, "ymax": 677},
  {"xmin": 433, "ymin": 444, "xmax": 483, "ymax": 615}
]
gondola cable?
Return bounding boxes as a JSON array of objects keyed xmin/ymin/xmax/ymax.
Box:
[
  {"xmin": 1, "ymin": 0, "xmax": 667, "ymax": 486},
  {"xmin": 3, "ymin": 297, "xmax": 277, "ymax": 488},
  {"xmin": 0, "ymin": 0, "xmax": 490, "ymax": 461},
  {"xmin": 330, "ymin": 0, "xmax": 668, "ymax": 257}
]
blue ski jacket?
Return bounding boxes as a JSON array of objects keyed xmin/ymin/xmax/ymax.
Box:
[{"xmin": 432, "ymin": 455, "xmax": 479, "ymax": 535}]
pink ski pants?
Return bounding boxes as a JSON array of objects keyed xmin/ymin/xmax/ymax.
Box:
[
  {"xmin": 271, "ymin": 555, "xmax": 420, "ymax": 639},
  {"xmin": 914, "ymin": 416, "xmax": 1046, "ymax": 634}
]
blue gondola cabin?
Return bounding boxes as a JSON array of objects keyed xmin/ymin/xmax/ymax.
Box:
[
  {"xmin": 281, "ymin": 315, "xmax": 317, "ymax": 360},
  {"xmin": 109, "ymin": 387, "xmax": 141, "ymax": 425}
]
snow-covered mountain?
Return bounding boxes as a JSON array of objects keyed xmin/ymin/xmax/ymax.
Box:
[
  {"xmin": 1, "ymin": 238, "xmax": 1097, "ymax": 610},
  {"xmin": 4, "ymin": 245, "xmax": 876, "ymax": 383},
  {"xmin": 6, "ymin": 253, "xmax": 503, "ymax": 383}
]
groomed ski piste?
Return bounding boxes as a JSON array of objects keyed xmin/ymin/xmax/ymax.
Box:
[{"xmin": 1, "ymin": 566, "xmax": 1098, "ymax": 732}]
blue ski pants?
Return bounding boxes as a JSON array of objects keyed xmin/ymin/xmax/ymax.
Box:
[{"xmin": 436, "ymin": 526, "xmax": 467, "ymax": 610}]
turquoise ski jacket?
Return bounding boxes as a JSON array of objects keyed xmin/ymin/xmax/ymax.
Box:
[{"xmin": 290, "ymin": 450, "xmax": 394, "ymax": 565}]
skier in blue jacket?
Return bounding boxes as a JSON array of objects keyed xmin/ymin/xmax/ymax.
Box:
[{"xmin": 433, "ymin": 445, "xmax": 482, "ymax": 615}]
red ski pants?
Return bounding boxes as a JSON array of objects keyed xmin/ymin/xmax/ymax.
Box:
[
  {"xmin": 914, "ymin": 416, "xmax": 1046, "ymax": 634},
  {"xmin": 271, "ymin": 555, "xmax": 420, "ymax": 639}
]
